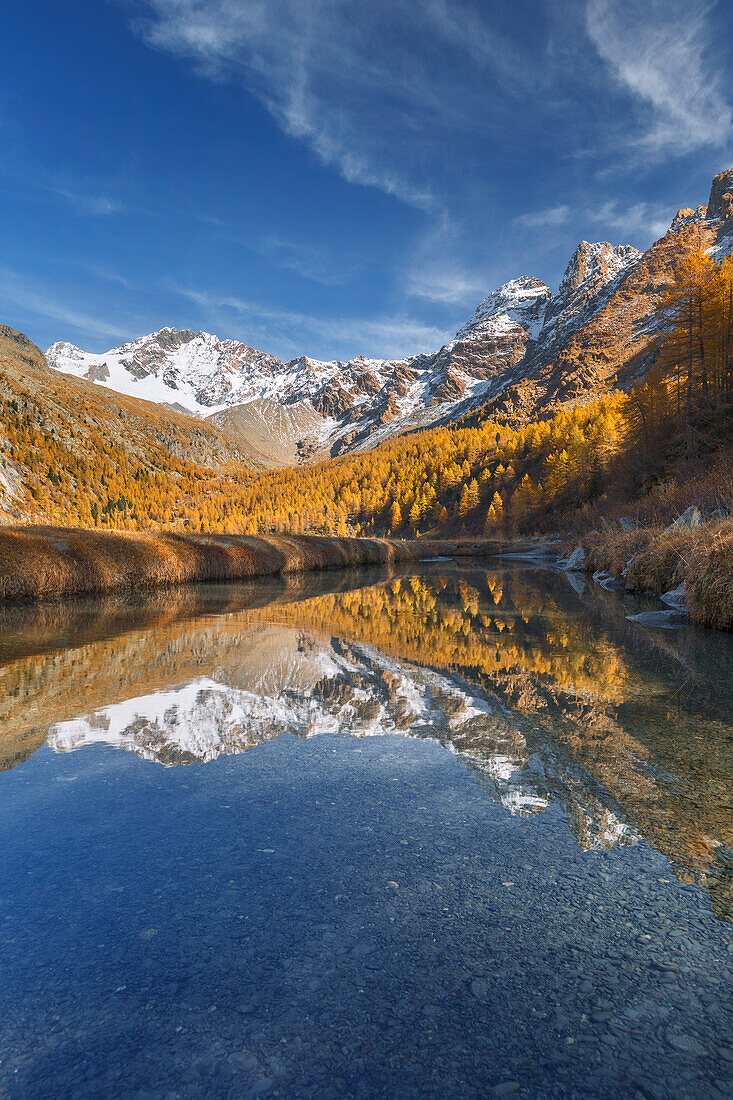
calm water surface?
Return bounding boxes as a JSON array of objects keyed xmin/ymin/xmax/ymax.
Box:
[{"xmin": 0, "ymin": 561, "xmax": 732, "ymax": 1099}]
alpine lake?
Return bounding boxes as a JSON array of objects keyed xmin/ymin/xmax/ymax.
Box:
[{"xmin": 0, "ymin": 559, "xmax": 731, "ymax": 1099}]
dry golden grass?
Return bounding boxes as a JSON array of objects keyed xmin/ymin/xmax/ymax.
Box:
[
  {"xmin": 683, "ymin": 524, "xmax": 733, "ymax": 631},
  {"xmin": 0, "ymin": 526, "xmax": 501, "ymax": 603},
  {"xmin": 577, "ymin": 446, "xmax": 733, "ymax": 533},
  {"xmin": 584, "ymin": 520, "xmax": 733, "ymax": 630},
  {"xmin": 583, "ymin": 529, "xmax": 656, "ymax": 577}
]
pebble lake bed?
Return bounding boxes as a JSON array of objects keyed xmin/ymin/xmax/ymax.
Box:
[{"xmin": 0, "ymin": 561, "xmax": 731, "ymax": 1099}]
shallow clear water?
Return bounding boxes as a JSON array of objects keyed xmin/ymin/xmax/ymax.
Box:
[{"xmin": 1, "ymin": 561, "xmax": 732, "ymax": 1099}]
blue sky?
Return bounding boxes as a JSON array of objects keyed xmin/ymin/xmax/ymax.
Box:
[{"xmin": 2, "ymin": 0, "xmax": 732, "ymax": 361}]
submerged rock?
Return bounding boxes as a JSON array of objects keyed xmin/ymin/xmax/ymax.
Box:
[
  {"xmin": 562, "ymin": 570, "xmax": 586, "ymax": 595},
  {"xmin": 626, "ymin": 610, "xmax": 688, "ymax": 629},
  {"xmin": 592, "ymin": 571, "xmax": 625, "ymax": 591}
]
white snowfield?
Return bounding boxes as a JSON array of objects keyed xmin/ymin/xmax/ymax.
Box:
[{"xmin": 45, "ymin": 238, "xmax": 644, "ymax": 462}]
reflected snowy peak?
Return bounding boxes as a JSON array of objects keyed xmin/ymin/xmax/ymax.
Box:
[{"xmin": 47, "ymin": 625, "xmax": 641, "ymax": 857}]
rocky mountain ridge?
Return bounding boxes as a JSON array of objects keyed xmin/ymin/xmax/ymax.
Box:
[
  {"xmin": 467, "ymin": 170, "xmax": 733, "ymax": 423},
  {"xmin": 45, "ymin": 169, "xmax": 733, "ymax": 464}
]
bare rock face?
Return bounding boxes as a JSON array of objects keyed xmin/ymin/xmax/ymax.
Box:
[
  {"xmin": 429, "ymin": 369, "xmax": 466, "ymax": 405},
  {"xmin": 310, "ymin": 379, "xmax": 355, "ymax": 419},
  {"xmin": 533, "ymin": 241, "xmax": 641, "ymax": 357},
  {"xmin": 456, "ymin": 276, "xmax": 552, "ymax": 340},
  {"xmin": 377, "ymin": 392, "xmax": 402, "ymax": 425},
  {"xmin": 122, "ymin": 329, "xmax": 198, "ymax": 379},
  {"xmin": 397, "ymin": 277, "xmax": 553, "ymax": 416},
  {"xmin": 707, "ymin": 169, "xmax": 733, "ymax": 219},
  {"xmin": 431, "ymin": 278, "xmax": 552, "ymax": 393},
  {"xmin": 85, "ymin": 362, "xmax": 111, "ymax": 382},
  {"xmin": 0, "ymin": 324, "xmax": 48, "ymax": 370},
  {"xmin": 671, "ymin": 208, "xmax": 696, "ymax": 230}
]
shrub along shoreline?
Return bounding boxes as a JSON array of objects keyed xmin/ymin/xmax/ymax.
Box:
[{"xmin": 0, "ymin": 526, "xmax": 503, "ymax": 603}]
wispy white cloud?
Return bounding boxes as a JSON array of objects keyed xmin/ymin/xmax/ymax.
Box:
[
  {"xmin": 516, "ymin": 196, "xmax": 672, "ymax": 246},
  {"xmin": 76, "ymin": 263, "xmax": 139, "ymax": 290},
  {"xmin": 0, "ymin": 260, "xmax": 449, "ymax": 359},
  {"xmin": 170, "ymin": 282, "xmax": 449, "ymax": 359},
  {"xmin": 127, "ymin": 0, "xmax": 733, "ymax": 324},
  {"xmin": 586, "ymin": 0, "xmax": 733, "ymax": 156},
  {"xmin": 404, "ymin": 264, "xmax": 489, "ymax": 306},
  {"xmin": 249, "ymin": 236, "xmax": 355, "ymax": 287},
  {"xmin": 421, "ymin": 0, "xmax": 525, "ymax": 80},
  {"xmin": 133, "ymin": 0, "xmax": 519, "ymax": 212},
  {"xmin": 516, "ymin": 204, "xmax": 571, "ymax": 229},
  {"xmin": 401, "ymin": 211, "xmax": 492, "ymax": 305},
  {"xmin": 53, "ymin": 187, "xmax": 124, "ymax": 216},
  {"xmin": 586, "ymin": 199, "xmax": 672, "ymax": 242},
  {"xmin": 0, "ymin": 268, "xmax": 135, "ymax": 343}
]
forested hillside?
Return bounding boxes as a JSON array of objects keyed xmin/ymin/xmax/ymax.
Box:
[
  {"xmin": 203, "ymin": 250, "xmax": 733, "ymax": 538},
  {"xmin": 1, "ymin": 248, "xmax": 731, "ymax": 538},
  {"xmin": 0, "ymin": 325, "xmax": 257, "ymax": 529}
]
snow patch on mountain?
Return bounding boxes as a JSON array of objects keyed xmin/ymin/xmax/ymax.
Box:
[
  {"xmin": 706, "ymin": 234, "xmax": 733, "ymax": 259},
  {"xmin": 537, "ymin": 241, "xmax": 641, "ymax": 348},
  {"xmin": 456, "ymin": 276, "xmax": 552, "ymax": 342}
]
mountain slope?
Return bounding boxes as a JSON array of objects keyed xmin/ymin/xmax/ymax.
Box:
[
  {"xmin": 463, "ymin": 170, "xmax": 733, "ymax": 423},
  {"xmin": 209, "ymin": 397, "xmax": 327, "ymax": 467},
  {"xmin": 0, "ymin": 325, "xmax": 256, "ymax": 525},
  {"xmin": 40, "ymin": 274, "xmax": 596, "ymax": 461},
  {"xmin": 43, "ymin": 168, "xmax": 733, "ymax": 462}
]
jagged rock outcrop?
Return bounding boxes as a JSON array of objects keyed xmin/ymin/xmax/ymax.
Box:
[
  {"xmin": 706, "ymin": 168, "xmax": 733, "ymax": 219},
  {"xmin": 465, "ymin": 179, "xmax": 729, "ymax": 425},
  {"xmin": 426, "ymin": 277, "xmax": 552, "ymax": 401}
]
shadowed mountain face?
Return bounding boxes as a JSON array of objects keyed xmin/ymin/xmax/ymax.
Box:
[
  {"xmin": 2, "ymin": 561, "xmax": 731, "ymax": 920},
  {"xmin": 43, "ymin": 170, "xmax": 733, "ymax": 460}
]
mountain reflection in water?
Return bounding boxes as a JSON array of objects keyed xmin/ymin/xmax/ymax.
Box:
[{"xmin": 2, "ymin": 562, "xmax": 732, "ymax": 921}]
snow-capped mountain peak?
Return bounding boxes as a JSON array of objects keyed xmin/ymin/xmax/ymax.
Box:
[
  {"xmin": 45, "ymin": 327, "xmax": 289, "ymax": 415},
  {"xmin": 557, "ymin": 241, "xmax": 641, "ymax": 298},
  {"xmin": 41, "ymin": 171, "xmax": 733, "ymax": 462},
  {"xmin": 456, "ymin": 276, "xmax": 552, "ymax": 342}
]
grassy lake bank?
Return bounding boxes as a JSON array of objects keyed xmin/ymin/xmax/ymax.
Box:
[
  {"xmin": 582, "ymin": 519, "xmax": 733, "ymax": 631},
  {"xmin": 0, "ymin": 526, "xmax": 503, "ymax": 603}
]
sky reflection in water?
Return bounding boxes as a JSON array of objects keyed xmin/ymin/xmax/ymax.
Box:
[{"xmin": 0, "ymin": 562, "xmax": 732, "ymax": 1099}]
